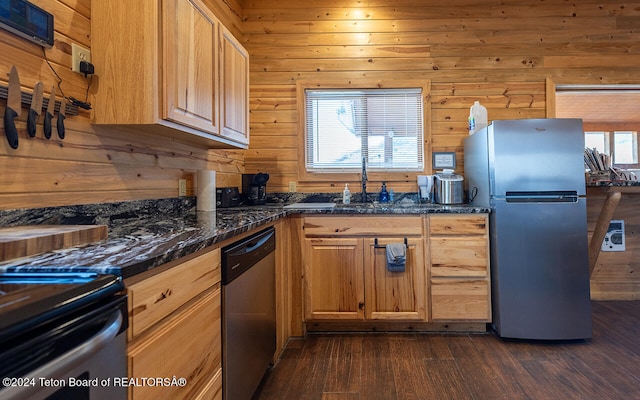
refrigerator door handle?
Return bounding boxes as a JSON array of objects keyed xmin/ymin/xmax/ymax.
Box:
[{"xmin": 504, "ymin": 190, "xmax": 579, "ymax": 203}]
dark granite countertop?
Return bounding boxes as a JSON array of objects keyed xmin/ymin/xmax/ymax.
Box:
[
  {"xmin": 0, "ymin": 196, "xmax": 489, "ymax": 279},
  {"xmin": 587, "ymin": 181, "xmax": 640, "ymax": 187}
]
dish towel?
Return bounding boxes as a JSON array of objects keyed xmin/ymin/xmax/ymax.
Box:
[{"xmin": 386, "ymin": 243, "xmax": 406, "ymax": 272}]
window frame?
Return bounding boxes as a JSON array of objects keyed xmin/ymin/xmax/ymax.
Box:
[
  {"xmin": 296, "ymin": 78, "xmax": 431, "ymax": 183},
  {"xmin": 583, "ymin": 123, "xmax": 640, "ymax": 169}
]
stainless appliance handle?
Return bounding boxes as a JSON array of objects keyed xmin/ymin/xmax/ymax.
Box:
[
  {"xmin": 1, "ymin": 310, "xmax": 123, "ymax": 399},
  {"xmin": 228, "ymin": 230, "xmax": 274, "ymax": 257},
  {"xmin": 503, "ymin": 190, "xmax": 579, "ymax": 203}
]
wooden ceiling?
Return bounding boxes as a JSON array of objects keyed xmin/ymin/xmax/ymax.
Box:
[{"xmin": 556, "ymin": 91, "xmax": 640, "ymax": 126}]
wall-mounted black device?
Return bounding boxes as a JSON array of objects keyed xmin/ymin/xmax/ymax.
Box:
[{"xmin": 0, "ymin": 0, "xmax": 54, "ymax": 48}]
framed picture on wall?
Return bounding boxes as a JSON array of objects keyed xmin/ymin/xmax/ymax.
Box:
[{"xmin": 432, "ymin": 152, "xmax": 456, "ymax": 169}]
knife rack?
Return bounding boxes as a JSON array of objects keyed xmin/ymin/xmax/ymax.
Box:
[{"xmin": 0, "ymin": 84, "xmax": 79, "ymax": 116}]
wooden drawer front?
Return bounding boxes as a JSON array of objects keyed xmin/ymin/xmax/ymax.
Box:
[
  {"xmin": 194, "ymin": 366, "xmax": 222, "ymax": 400},
  {"xmin": 127, "ymin": 248, "xmax": 221, "ymax": 338},
  {"xmin": 431, "ymin": 279, "xmax": 490, "ymax": 321},
  {"xmin": 304, "ymin": 216, "xmax": 423, "ymax": 237},
  {"xmin": 430, "ymin": 237, "xmax": 488, "ymax": 277},
  {"xmin": 128, "ymin": 287, "xmax": 221, "ymax": 400},
  {"xmin": 429, "ymin": 215, "xmax": 487, "ymax": 235}
]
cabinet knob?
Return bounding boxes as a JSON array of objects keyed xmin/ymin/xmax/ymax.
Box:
[{"xmin": 358, "ymin": 302, "xmax": 365, "ymax": 310}]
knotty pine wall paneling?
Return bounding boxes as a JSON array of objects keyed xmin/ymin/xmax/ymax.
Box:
[
  {"xmin": 0, "ymin": 0, "xmax": 244, "ymax": 210},
  {"xmin": 240, "ymin": 0, "xmax": 640, "ymax": 300},
  {"xmin": 242, "ymin": 0, "xmax": 640, "ymax": 193},
  {"xmin": 587, "ymin": 188, "xmax": 640, "ymax": 300}
]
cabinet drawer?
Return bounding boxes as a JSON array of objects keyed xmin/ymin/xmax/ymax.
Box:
[
  {"xmin": 430, "ymin": 237, "xmax": 488, "ymax": 277},
  {"xmin": 127, "ymin": 248, "xmax": 221, "ymax": 338},
  {"xmin": 429, "ymin": 215, "xmax": 487, "ymax": 235},
  {"xmin": 431, "ymin": 278, "xmax": 490, "ymax": 321},
  {"xmin": 304, "ymin": 216, "xmax": 423, "ymax": 237},
  {"xmin": 128, "ymin": 286, "xmax": 221, "ymax": 400},
  {"xmin": 194, "ymin": 369, "xmax": 222, "ymax": 400}
]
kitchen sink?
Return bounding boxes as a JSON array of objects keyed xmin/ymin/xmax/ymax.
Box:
[
  {"xmin": 283, "ymin": 194, "xmax": 336, "ymax": 209},
  {"xmin": 301, "ymin": 194, "xmax": 334, "ymax": 203},
  {"xmin": 283, "ymin": 202, "xmax": 336, "ymax": 210}
]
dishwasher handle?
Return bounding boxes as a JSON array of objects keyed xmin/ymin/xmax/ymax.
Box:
[
  {"xmin": 227, "ymin": 230, "xmax": 274, "ymax": 257},
  {"xmin": 222, "ymin": 227, "xmax": 276, "ymax": 285}
]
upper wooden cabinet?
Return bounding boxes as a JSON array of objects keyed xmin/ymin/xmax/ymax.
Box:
[
  {"xmin": 163, "ymin": 0, "xmax": 219, "ymax": 135},
  {"xmin": 220, "ymin": 26, "xmax": 250, "ymax": 146},
  {"xmin": 91, "ymin": 0, "xmax": 249, "ymax": 148}
]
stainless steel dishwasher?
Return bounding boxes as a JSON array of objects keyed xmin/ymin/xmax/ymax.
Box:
[{"xmin": 222, "ymin": 226, "xmax": 276, "ymax": 400}]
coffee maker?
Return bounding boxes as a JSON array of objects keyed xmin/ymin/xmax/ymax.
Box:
[{"xmin": 242, "ymin": 172, "xmax": 269, "ymax": 205}]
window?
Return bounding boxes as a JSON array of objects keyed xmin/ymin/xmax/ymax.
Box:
[
  {"xmin": 303, "ymin": 88, "xmax": 424, "ymax": 172},
  {"xmin": 585, "ymin": 131, "xmax": 638, "ymax": 167},
  {"xmin": 585, "ymin": 131, "xmax": 610, "ymax": 155},
  {"xmin": 554, "ymin": 84, "xmax": 640, "ymax": 169},
  {"xmin": 614, "ymin": 131, "xmax": 638, "ymax": 164}
]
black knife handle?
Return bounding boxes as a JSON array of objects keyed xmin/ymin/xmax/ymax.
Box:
[
  {"xmin": 27, "ymin": 109, "xmax": 38, "ymax": 137},
  {"xmin": 3, "ymin": 107, "xmax": 19, "ymax": 149},
  {"xmin": 57, "ymin": 113, "xmax": 66, "ymax": 139},
  {"xmin": 44, "ymin": 112, "xmax": 53, "ymax": 139}
]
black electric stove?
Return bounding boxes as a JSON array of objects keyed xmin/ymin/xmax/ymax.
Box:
[
  {"xmin": 0, "ymin": 273, "xmax": 125, "ymax": 342},
  {"xmin": 0, "ymin": 272, "xmax": 128, "ymax": 399}
]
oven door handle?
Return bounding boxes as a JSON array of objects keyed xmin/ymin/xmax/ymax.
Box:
[{"xmin": 1, "ymin": 310, "xmax": 123, "ymax": 399}]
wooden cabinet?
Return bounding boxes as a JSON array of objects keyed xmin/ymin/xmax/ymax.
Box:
[
  {"xmin": 163, "ymin": 0, "xmax": 219, "ymax": 135},
  {"xmin": 220, "ymin": 26, "xmax": 250, "ymax": 145},
  {"xmin": 303, "ymin": 237, "xmax": 365, "ymax": 320},
  {"xmin": 302, "ymin": 216, "xmax": 426, "ymax": 322},
  {"xmin": 429, "ymin": 215, "xmax": 491, "ymax": 321},
  {"xmin": 125, "ymin": 248, "xmax": 222, "ymax": 400},
  {"xmin": 365, "ymin": 237, "xmax": 426, "ymax": 320},
  {"xmin": 91, "ymin": 0, "xmax": 249, "ymax": 148}
]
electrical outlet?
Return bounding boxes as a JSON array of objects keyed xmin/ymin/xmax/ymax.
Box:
[
  {"xmin": 288, "ymin": 182, "xmax": 297, "ymax": 192},
  {"xmin": 178, "ymin": 179, "xmax": 187, "ymax": 196},
  {"xmin": 71, "ymin": 43, "xmax": 91, "ymax": 73}
]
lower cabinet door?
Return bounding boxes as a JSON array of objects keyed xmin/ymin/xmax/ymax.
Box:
[
  {"xmin": 431, "ymin": 278, "xmax": 490, "ymax": 321},
  {"xmin": 128, "ymin": 286, "xmax": 221, "ymax": 400},
  {"xmin": 364, "ymin": 237, "xmax": 426, "ymax": 320},
  {"xmin": 303, "ymin": 238, "xmax": 365, "ymax": 320}
]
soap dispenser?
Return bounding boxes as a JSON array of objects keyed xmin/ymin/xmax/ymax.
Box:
[
  {"xmin": 379, "ymin": 182, "xmax": 389, "ymax": 203},
  {"xmin": 343, "ymin": 183, "xmax": 351, "ymax": 204}
]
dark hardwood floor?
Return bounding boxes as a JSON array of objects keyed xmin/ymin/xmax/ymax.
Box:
[{"xmin": 256, "ymin": 301, "xmax": 640, "ymax": 400}]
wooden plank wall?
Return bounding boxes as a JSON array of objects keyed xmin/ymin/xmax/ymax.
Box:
[
  {"xmin": 242, "ymin": 0, "xmax": 640, "ymax": 192},
  {"xmin": 1, "ymin": 1, "xmax": 639, "ymax": 298},
  {"xmin": 0, "ymin": 0, "xmax": 245, "ymax": 210},
  {"xmin": 240, "ymin": 0, "xmax": 640, "ymax": 299},
  {"xmin": 587, "ymin": 188, "xmax": 640, "ymax": 300}
]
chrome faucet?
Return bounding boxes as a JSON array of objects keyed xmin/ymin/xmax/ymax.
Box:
[{"xmin": 361, "ymin": 156, "xmax": 368, "ymax": 202}]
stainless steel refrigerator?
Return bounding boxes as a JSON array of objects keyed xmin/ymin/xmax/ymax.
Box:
[{"xmin": 464, "ymin": 119, "xmax": 592, "ymax": 340}]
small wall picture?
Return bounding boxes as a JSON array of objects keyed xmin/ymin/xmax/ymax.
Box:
[{"xmin": 432, "ymin": 152, "xmax": 456, "ymax": 169}]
